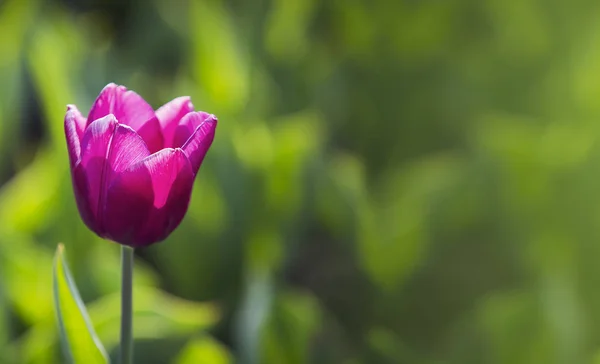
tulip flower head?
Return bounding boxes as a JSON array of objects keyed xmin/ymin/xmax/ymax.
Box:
[{"xmin": 64, "ymin": 83, "xmax": 217, "ymax": 247}]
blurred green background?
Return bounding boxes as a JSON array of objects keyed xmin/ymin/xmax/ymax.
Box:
[{"xmin": 1, "ymin": 0, "xmax": 600, "ymax": 363}]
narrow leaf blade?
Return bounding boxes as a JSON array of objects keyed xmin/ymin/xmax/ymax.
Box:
[{"xmin": 53, "ymin": 244, "xmax": 109, "ymax": 363}]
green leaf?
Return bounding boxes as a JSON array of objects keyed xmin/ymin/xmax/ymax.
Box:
[
  {"xmin": 262, "ymin": 291, "xmax": 322, "ymax": 364},
  {"xmin": 173, "ymin": 336, "xmax": 232, "ymax": 364},
  {"xmin": 0, "ymin": 233, "xmax": 53, "ymax": 324},
  {"xmin": 190, "ymin": 0, "xmax": 248, "ymax": 112},
  {"xmin": 89, "ymin": 287, "xmax": 220, "ymax": 350},
  {"xmin": 9, "ymin": 285, "xmax": 220, "ymax": 364},
  {"xmin": 0, "ymin": 150, "xmax": 63, "ymax": 235},
  {"xmin": 53, "ymin": 244, "xmax": 109, "ymax": 364}
]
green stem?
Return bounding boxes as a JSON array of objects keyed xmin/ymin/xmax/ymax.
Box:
[{"xmin": 119, "ymin": 246, "xmax": 134, "ymax": 364}]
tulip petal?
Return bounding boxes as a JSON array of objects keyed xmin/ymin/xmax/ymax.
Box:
[
  {"xmin": 87, "ymin": 83, "xmax": 153, "ymax": 129},
  {"xmin": 103, "ymin": 148, "xmax": 194, "ymax": 247},
  {"xmin": 156, "ymin": 97, "xmax": 194, "ymax": 148},
  {"xmin": 64, "ymin": 105, "xmax": 87, "ymax": 167},
  {"xmin": 87, "ymin": 83, "xmax": 164, "ymax": 153},
  {"xmin": 66, "ymin": 104, "xmax": 87, "ymax": 138},
  {"xmin": 180, "ymin": 114, "xmax": 217, "ymax": 174},
  {"xmin": 135, "ymin": 116, "xmax": 164, "ymax": 153},
  {"xmin": 74, "ymin": 115, "xmax": 150, "ymax": 235},
  {"xmin": 172, "ymin": 112, "xmax": 212, "ymax": 148}
]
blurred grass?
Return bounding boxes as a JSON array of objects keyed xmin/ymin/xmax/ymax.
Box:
[{"xmin": 2, "ymin": 0, "xmax": 600, "ymax": 363}]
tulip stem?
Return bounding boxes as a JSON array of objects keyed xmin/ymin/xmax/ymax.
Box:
[{"xmin": 119, "ymin": 246, "xmax": 134, "ymax": 364}]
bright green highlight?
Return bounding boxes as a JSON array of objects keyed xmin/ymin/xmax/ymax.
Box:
[{"xmin": 53, "ymin": 244, "xmax": 109, "ymax": 364}]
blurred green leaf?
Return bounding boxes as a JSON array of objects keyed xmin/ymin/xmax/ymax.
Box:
[
  {"xmin": 11, "ymin": 286, "xmax": 219, "ymax": 363},
  {"xmin": 262, "ymin": 291, "xmax": 321, "ymax": 364},
  {"xmin": 28, "ymin": 10, "xmax": 84, "ymax": 150},
  {"xmin": 90, "ymin": 287, "xmax": 220, "ymax": 351},
  {"xmin": 477, "ymin": 291, "xmax": 552, "ymax": 364},
  {"xmin": 0, "ymin": 150, "xmax": 63, "ymax": 235},
  {"xmin": 264, "ymin": 0, "xmax": 314, "ymax": 62},
  {"xmin": 87, "ymin": 243, "xmax": 159, "ymax": 294},
  {"xmin": 367, "ymin": 327, "xmax": 425, "ymax": 364},
  {"xmin": 8, "ymin": 320, "xmax": 58, "ymax": 364},
  {"xmin": 0, "ymin": 0, "xmax": 39, "ymax": 66},
  {"xmin": 173, "ymin": 336, "xmax": 232, "ymax": 364},
  {"xmin": 0, "ymin": 283, "xmax": 8, "ymax": 363},
  {"xmin": 484, "ymin": 0, "xmax": 549, "ymax": 61},
  {"xmin": 53, "ymin": 244, "xmax": 109, "ymax": 364},
  {"xmin": 265, "ymin": 111, "xmax": 324, "ymax": 219},
  {"xmin": 236, "ymin": 270, "xmax": 273, "ymax": 364},
  {"xmin": 190, "ymin": 0, "xmax": 248, "ymax": 112},
  {"xmin": 0, "ymin": 0, "xmax": 40, "ymax": 175},
  {"xmin": 0, "ymin": 233, "xmax": 53, "ymax": 324},
  {"xmin": 232, "ymin": 121, "xmax": 274, "ymax": 172},
  {"xmin": 246, "ymin": 229, "xmax": 282, "ymax": 272},
  {"xmin": 358, "ymin": 154, "xmax": 463, "ymax": 290},
  {"xmin": 316, "ymin": 153, "xmax": 366, "ymax": 237}
]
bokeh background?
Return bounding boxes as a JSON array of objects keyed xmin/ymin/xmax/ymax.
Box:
[{"xmin": 2, "ymin": 0, "xmax": 600, "ymax": 363}]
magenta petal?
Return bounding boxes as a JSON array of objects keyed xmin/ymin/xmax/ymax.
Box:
[
  {"xmin": 172, "ymin": 111, "xmax": 212, "ymax": 148},
  {"xmin": 156, "ymin": 97, "xmax": 194, "ymax": 148},
  {"xmin": 107, "ymin": 124, "xmax": 152, "ymax": 177},
  {"xmin": 64, "ymin": 105, "xmax": 87, "ymax": 167},
  {"xmin": 66, "ymin": 104, "xmax": 87, "ymax": 138},
  {"xmin": 103, "ymin": 148, "xmax": 194, "ymax": 247},
  {"xmin": 73, "ymin": 115, "xmax": 117, "ymax": 234},
  {"xmin": 75, "ymin": 115, "xmax": 150, "ymax": 236},
  {"xmin": 135, "ymin": 116, "xmax": 164, "ymax": 153},
  {"xmin": 87, "ymin": 83, "xmax": 164, "ymax": 152},
  {"xmin": 88, "ymin": 83, "xmax": 154, "ymax": 129},
  {"xmin": 181, "ymin": 114, "xmax": 217, "ymax": 174},
  {"xmin": 73, "ymin": 165, "xmax": 99, "ymax": 234},
  {"xmin": 77, "ymin": 115, "xmax": 117, "ymax": 227}
]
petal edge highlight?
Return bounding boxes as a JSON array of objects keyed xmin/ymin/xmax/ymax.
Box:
[
  {"xmin": 181, "ymin": 114, "xmax": 217, "ymax": 174},
  {"xmin": 87, "ymin": 83, "xmax": 155, "ymax": 130},
  {"xmin": 156, "ymin": 96, "xmax": 194, "ymax": 148},
  {"xmin": 64, "ymin": 105, "xmax": 86, "ymax": 167}
]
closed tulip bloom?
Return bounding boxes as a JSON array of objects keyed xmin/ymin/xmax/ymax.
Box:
[{"xmin": 64, "ymin": 83, "xmax": 217, "ymax": 247}]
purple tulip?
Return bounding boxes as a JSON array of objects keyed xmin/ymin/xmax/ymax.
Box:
[{"xmin": 64, "ymin": 83, "xmax": 217, "ymax": 247}]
